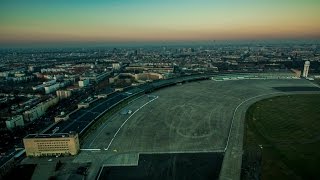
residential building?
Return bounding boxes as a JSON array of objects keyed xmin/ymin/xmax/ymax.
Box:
[{"xmin": 5, "ymin": 115, "xmax": 24, "ymax": 130}]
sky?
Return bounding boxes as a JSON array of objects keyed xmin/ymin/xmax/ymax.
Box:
[{"xmin": 0, "ymin": 0, "xmax": 320, "ymax": 47}]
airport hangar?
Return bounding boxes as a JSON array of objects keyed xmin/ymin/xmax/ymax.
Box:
[{"xmin": 23, "ymin": 72, "xmax": 320, "ymax": 180}]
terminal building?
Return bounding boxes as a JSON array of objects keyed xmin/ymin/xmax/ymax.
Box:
[{"xmin": 23, "ymin": 132, "xmax": 80, "ymax": 157}]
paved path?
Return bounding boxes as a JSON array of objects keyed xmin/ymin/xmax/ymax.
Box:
[{"xmin": 219, "ymin": 90, "xmax": 320, "ymax": 180}]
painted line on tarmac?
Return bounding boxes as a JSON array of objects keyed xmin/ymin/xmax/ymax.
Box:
[
  {"xmin": 87, "ymin": 95, "xmax": 148, "ymax": 148},
  {"xmin": 105, "ymin": 96, "xmax": 159, "ymax": 151},
  {"xmin": 224, "ymin": 92, "xmax": 284, "ymax": 152},
  {"xmin": 308, "ymin": 80, "xmax": 320, "ymax": 88},
  {"xmin": 80, "ymin": 148, "xmax": 101, "ymax": 151},
  {"xmin": 96, "ymin": 166, "xmax": 104, "ymax": 180}
]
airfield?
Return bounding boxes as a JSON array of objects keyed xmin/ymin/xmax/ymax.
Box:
[{"xmin": 69, "ymin": 77, "xmax": 320, "ymax": 180}]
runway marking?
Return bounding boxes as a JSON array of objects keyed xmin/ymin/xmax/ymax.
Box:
[
  {"xmin": 307, "ymin": 79, "xmax": 320, "ymax": 88},
  {"xmin": 224, "ymin": 92, "xmax": 284, "ymax": 152},
  {"xmin": 80, "ymin": 148, "xmax": 101, "ymax": 151},
  {"xmin": 88, "ymin": 96, "xmax": 149, "ymax": 147},
  {"xmin": 105, "ymin": 96, "xmax": 159, "ymax": 151},
  {"xmin": 84, "ymin": 110, "xmax": 101, "ymax": 114}
]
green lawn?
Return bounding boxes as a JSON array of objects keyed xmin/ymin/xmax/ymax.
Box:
[{"xmin": 243, "ymin": 94, "xmax": 320, "ymax": 180}]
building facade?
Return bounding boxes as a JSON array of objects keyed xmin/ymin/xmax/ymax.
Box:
[
  {"xmin": 78, "ymin": 79, "xmax": 89, "ymax": 87},
  {"xmin": 112, "ymin": 63, "xmax": 121, "ymax": 70},
  {"xmin": 303, "ymin": 61, "xmax": 310, "ymax": 78},
  {"xmin": 23, "ymin": 105, "xmax": 44, "ymax": 122},
  {"xmin": 5, "ymin": 115, "xmax": 24, "ymax": 130},
  {"xmin": 23, "ymin": 132, "xmax": 80, "ymax": 157},
  {"xmin": 23, "ymin": 97, "xmax": 59, "ymax": 121},
  {"xmin": 44, "ymin": 83, "xmax": 60, "ymax": 94},
  {"xmin": 56, "ymin": 90, "xmax": 72, "ymax": 99}
]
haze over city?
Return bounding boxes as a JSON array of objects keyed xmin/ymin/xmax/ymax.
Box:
[
  {"xmin": 1, "ymin": 1, "xmax": 320, "ymax": 180},
  {"xmin": 1, "ymin": 0, "xmax": 320, "ymax": 47}
]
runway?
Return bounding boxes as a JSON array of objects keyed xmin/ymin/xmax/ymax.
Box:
[{"xmin": 74, "ymin": 78, "xmax": 319, "ymax": 180}]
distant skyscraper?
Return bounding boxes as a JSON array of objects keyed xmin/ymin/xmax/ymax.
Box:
[{"xmin": 303, "ymin": 61, "xmax": 310, "ymax": 78}]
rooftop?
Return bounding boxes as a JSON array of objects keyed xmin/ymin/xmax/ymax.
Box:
[{"xmin": 24, "ymin": 132, "xmax": 77, "ymax": 139}]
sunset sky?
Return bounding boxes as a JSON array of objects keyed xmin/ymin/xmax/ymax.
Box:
[{"xmin": 1, "ymin": 0, "xmax": 320, "ymax": 46}]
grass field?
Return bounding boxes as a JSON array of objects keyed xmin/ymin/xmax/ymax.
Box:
[{"xmin": 243, "ymin": 94, "xmax": 320, "ymax": 180}]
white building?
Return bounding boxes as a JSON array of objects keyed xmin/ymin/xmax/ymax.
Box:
[
  {"xmin": 79, "ymin": 79, "xmax": 89, "ymax": 87},
  {"xmin": 56, "ymin": 90, "xmax": 72, "ymax": 99},
  {"xmin": 6, "ymin": 115, "xmax": 24, "ymax": 130},
  {"xmin": 0, "ymin": 71, "xmax": 9, "ymax": 77},
  {"xmin": 80, "ymin": 72, "xmax": 110, "ymax": 83},
  {"xmin": 23, "ymin": 105, "xmax": 45, "ymax": 122},
  {"xmin": 32, "ymin": 80, "xmax": 57, "ymax": 91},
  {"xmin": 44, "ymin": 83, "xmax": 60, "ymax": 94},
  {"xmin": 112, "ymin": 63, "xmax": 121, "ymax": 70},
  {"xmin": 303, "ymin": 61, "xmax": 310, "ymax": 78},
  {"xmin": 23, "ymin": 97, "xmax": 59, "ymax": 121}
]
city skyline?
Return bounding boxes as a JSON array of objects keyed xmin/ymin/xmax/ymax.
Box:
[{"xmin": 1, "ymin": 0, "xmax": 320, "ymax": 47}]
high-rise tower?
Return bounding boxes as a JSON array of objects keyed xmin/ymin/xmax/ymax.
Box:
[{"xmin": 303, "ymin": 61, "xmax": 310, "ymax": 78}]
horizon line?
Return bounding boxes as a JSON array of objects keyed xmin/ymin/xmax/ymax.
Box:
[{"xmin": 1, "ymin": 38, "xmax": 320, "ymax": 49}]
